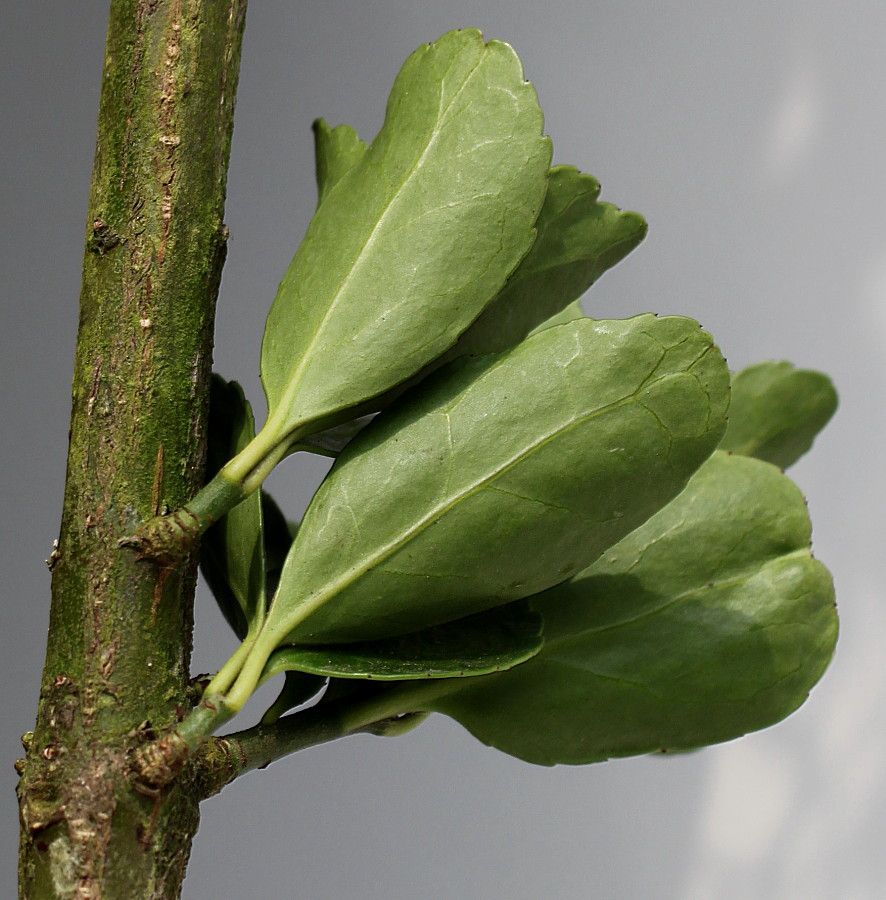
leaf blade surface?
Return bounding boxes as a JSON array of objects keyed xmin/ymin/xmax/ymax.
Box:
[
  {"xmin": 427, "ymin": 451, "xmax": 837, "ymax": 765},
  {"xmin": 261, "ymin": 29, "xmax": 551, "ymax": 439},
  {"xmin": 445, "ymin": 165, "xmax": 646, "ymax": 358},
  {"xmin": 265, "ymin": 314, "xmax": 729, "ymax": 645}
]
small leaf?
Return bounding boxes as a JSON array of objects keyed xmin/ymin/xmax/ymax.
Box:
[
  {"xmin": 260, "ymin": 602, "xmax": 543, "ymax": 682},
  {"xmin": 426, "ymin": 452, "xmax": 837, "ymax": 765},
  {"xmin": 312, "ymin": 118, "xmax": 367, "ymax": 204},
  {"xmin": 720, "ymin": 361, "xmax": 837, "ymax": 468},
  {"xmin": 260, "ymin": 29, "xmax": 551, "ymax": 444},
  {"xmin": 262, "ymin": 314, "xmax": 728, "ymax": 645},
  {"xmin": 200, "ymin": 377, "xmax": 267, "ymax": 639}
]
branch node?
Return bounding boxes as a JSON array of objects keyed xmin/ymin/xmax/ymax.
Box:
[
  {"xmin": 118, "ymin": 506, "xmax": 202, "ymax": 564},
  {"xmin": 131, "ymin": 730, "xmax": 190, "ymax": 792}
]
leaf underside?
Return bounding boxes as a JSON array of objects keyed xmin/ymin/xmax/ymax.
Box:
[
  {"xmin": 261, "ymin": 28, "xmax": 551, "ymax": 439},
  {"xmin": 194, "ymin": 30, "xmax": 838, "ymax": 771},
  {"xmin": 265, "ymin": 314, "xmax": 729, "ymax": 645},
  {"xmin": 296, "ymin": 164, "xmax": 647, "ymax": 455},
  {"xmin": 428, "ymin": 451, "xmax": 837, "ymax": 765}
]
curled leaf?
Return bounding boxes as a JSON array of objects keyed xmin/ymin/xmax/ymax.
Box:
[
  {"xmin": 260, "ymin": 602, "xmax": 543, "ymax": 682},
  {"xmin": 312, "ymin": 118, "xmax": 367, "ymax": 204}
]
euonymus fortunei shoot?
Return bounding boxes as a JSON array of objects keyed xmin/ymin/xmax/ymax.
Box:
[{"xmin": 124, "ymin": 29, "xmax": 837, "ymax": 774}]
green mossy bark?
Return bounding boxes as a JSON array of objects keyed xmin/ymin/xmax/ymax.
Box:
[{"xmin": 17, "ymin": 1, "xmax": 247, "ymax": 896}]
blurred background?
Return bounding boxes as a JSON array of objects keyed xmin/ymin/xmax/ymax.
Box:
[{"xmin": 2, "ymin": 2, "xmax": 883, "ymax": 897}]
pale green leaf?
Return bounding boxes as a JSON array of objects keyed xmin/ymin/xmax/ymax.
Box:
[
  {"xmin": 427, "ymin": 452, "xmax": 837, "ymax": 765},
  {"xmin": 260, "ymin": 29, "xmax": 551, "ymax": 442},
  {"xmin": 261, "ymin": 602, "xmax": 542, "ymax": 682},
  {"xmin": 293, "ymin": 164, "xmax": 637, "ymax": 461},
  {"xmin": 720, "ymin": 361, "xmax": 837, "ymax": 468},
  {"xmin": 312, "ymin": 118, "xmax": 367, "ymax": 204},
  {"xmin": 263, "ymin": 314, "xmax": 729, "ymax": 645},
  {"xmin": 295, "ymin": 166, "xmax": 645, "ymax": 454}
]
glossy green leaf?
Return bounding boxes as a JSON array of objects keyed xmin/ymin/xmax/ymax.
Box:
[
  {"xmin": 260, "ymin": 28, "xmax": 551, "ymax": 443},
  {"xmin": 312, "ymin": 118, "xmax": 366, "ymax": 204},
  {"xmin": 720, "ymin": 361, "xmax": 837, "ymax": 468},
  {"xmin": 426, "ymin": 451, "xmax": 837, "ymax": 765},
  {"xmin": 262, "ymin": 314, "xmax": 729, "ymax": 646},
  {"xmin": 200, "ymin": 377, "xmax": 267, "ymax": 639},
  {"xmin": 260, "ymin": 602, "xmax": 542, "ymax": 682}
]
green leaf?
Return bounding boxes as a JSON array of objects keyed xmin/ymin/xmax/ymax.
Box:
[
  {"xmin": 293, "ymin": 165, "xmax": 643, "ymax": 458},
  {"xmin": 260, "ymin": 602, "xmax": 543, "ymax": 682},
  {"xmin": 292, "ymin": 165, "xmax": 638, "ymax": 459},
  {"xmin": 261, "ymin": 491, "xmax": 296, "ymax": 602},
  {"xmin": 442, "ymin": 165, "xmax": 646, "ymax": 358},
  {"xmin": 426, "ymin": 451, "xmax": 837, "ymax": 765},
  {"xmin": 299, "ymin": 166, "xmax": 646, "ymax": 442},
  {"xmin": 260, "ymin": 28, "xmax": 551, "ymax": 443},
  {"xmin": 312, "ymin": 118, "xmax": 367, "ymax": 204},
  {"xmin": 261, "ymin": 314, "xmax": 729, "ymax": 646},
  {"xmin": 200, "ymin": 377, "xmax": 267, "ymax": 639},
  {"xmin": 720, "ymin": 361, "xmax": 838, "ymax": 468}
]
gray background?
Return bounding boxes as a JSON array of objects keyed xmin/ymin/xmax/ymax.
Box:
[{"xmin": 2, "ymin": 2, "xmax": 883, "ymax": 898}]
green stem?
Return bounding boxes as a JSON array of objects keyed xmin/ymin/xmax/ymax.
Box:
[
  {"xmin": 196, "ymin": 680, "xmax": 449, "ymax": 796},
  {"xmin": 218, "ymin": 624, "xmax": 284, "ymax": 713},
  {"xmin": 221, "ymin": 416, "xmax": 293, "ymax": 484},
  {"xmin": 204, "ymin": 629, "xmax": 259, "ymax": 697},
  {"xmin": 176, "ymin": 695, "xmax": 237, "ymax": 751},
  {"xmin": 172, "ymin": 623, "xmax": 281, "ymax": 751}
]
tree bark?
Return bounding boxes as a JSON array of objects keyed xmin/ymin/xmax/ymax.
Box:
[{"xmin": 17, "ymin": 1, "xmax": 247, "ymax": 896}]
